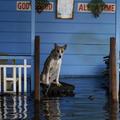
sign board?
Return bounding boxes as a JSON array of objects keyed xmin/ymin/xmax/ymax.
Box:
[
  {"xmin": 78, "ymin": 3, "xmax": 116, "ymax": 13},
  {"xmin": 16, "ymin": 1, "xmax": 54, "ymax": 12},
  {"xmin": 36, "ymin": 2, "xmax": 54, "ymax": 12},
  {"xmin": 16, "ymin": 1, "xmax": 31, "ymax": 11}
]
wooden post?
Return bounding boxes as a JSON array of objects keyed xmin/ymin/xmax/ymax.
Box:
[
  {"xmin": 109, "ymin": 37, "xmax": 119, "ymax": 102},
  {"xmin": 34, "ymin": 36, "xmax": 40, "ymax": 101},
  {"xmin": 109, "ymin": 100, "xmax": 119, "ymax": 120}
]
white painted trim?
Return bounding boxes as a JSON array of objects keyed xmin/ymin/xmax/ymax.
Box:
[
  {"xmin": 18, "ymin": 67, "xmax": 22, "ymax": 93},
  {"xmin": 0, "ymin": 65, "xmax": 31, "ymax": 68},
  {"xmin": 13, "ymin": 66, "xmax": 16, "ymax": 93},
  {"xmin": 3, "ymin": 67, "xmax": 6, "ymax": 92},
  {"xmin": 24, "ymin": 59, "xmax": 27, "ymax": 93}
]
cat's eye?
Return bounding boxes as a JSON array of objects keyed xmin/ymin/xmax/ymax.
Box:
[
  {"xmin": 57, "ymin": 50, "xmax": 59, "ymax": 53},
  {"xmin": 61, "ymin": 50, "xmax": 64, "ymax": 53}
]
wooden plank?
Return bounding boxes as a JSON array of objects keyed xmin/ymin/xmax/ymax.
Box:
[
  {"xmin": 34, "ymin": 36, "xmax": 40, "ymax": 101},
  {"xmin": 40, "ymin": 44, "xmax": 109, "ymax": 55},
  {"xmin": 36, "ymin": 23, "xmax": 115, "ymax": 34},
  {"xmin": 0, "ymin": 22, "xmax": 115, "ymax": 34},
  {"xmin": 40, "ymin": 64, "xmax": 105, "ymax": 76},
  {"xmin": 36, "ymin": 13, "xmax": 115, "ymax": 24},
  {"xmin": 41, "ymin": 55, "xmax": 107, "ymax": 66},
  {"xmin": 109, "ymin": 99, "xmax": 119, "ymax": 120},
  {"xmin": 109, "ymin": 37, "xmax": 118, "ymax": 102}
]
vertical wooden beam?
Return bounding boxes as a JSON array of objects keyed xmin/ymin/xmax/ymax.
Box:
[
  {"xmin": 109, "ymin": 100, "xmax": 119, "ymax": 120},
  {"xmin": 109, "ymin": 37, "xmax": 119, "ymax": 102},
  {"xmin": 34, "ymin": 36, "xmax": 40, "ymax": 101}
]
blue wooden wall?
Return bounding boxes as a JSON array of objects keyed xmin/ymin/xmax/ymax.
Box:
[
  {"xmin": 0, "ymin": 0, "xmax": 115, "ymax": 76},
  {"xmin": 0, "ymin": 0, "xmax": 31, "ymax": 56}
]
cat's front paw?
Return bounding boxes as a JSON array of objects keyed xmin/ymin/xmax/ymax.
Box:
[{"xmin": 56, "ymin": 83, "xmax": 62, "ymax": 87}]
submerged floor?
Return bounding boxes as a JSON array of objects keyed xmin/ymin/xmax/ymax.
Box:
[{"xmin": 0, "ymin": 78, "xmax": 120, "ymax": 120}]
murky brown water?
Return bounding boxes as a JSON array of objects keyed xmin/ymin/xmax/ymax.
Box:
[{"xmin": 0, "ymin": 78, "xmax": 119, "ymax": 120}]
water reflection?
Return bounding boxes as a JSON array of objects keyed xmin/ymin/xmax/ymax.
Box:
[
  {"xmin": 104, "ymin": 94, "xmax": 119, "ymax": 120},
  {"xmin": 0, "ymin": 78, "xmax": 120, "ymax": 120},
  {"xmin": 0, "ymin": 96, "xmax": 28, "ymax": 119},
  {"xmin": 40, "ymin": 97, "xmax": 61, "ymax": 120},
  {"xmin": 109, "ymin": 100, "xmax": 119, "ymax": 120}
]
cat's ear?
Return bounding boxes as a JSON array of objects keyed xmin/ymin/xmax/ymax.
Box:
[
  {"xmin": 64, "ymin": 44, "xmax": 67, "ymax": 50},
  {"xmin": 54, "ymin": 43, "xmax": 58, "ymax": 48}
]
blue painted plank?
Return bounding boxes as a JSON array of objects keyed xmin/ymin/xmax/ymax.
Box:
[
  {"xmin": 0, "ymin": 12, "xmax": 31, "ymax": 22},
  {"xmin": 40, "ymin": 54, "xmax": 106, "ymax": 66},
  {"xmin": 0, "ymin": 0, "xmax": 31, "ymax": 11},
  {"xmin": 36, "ymin": 23, "xmax": 115, "ymax": 34},
  {"xmin": 0, "ymin": 22, "xmax": 31, "ymax": 32},
  {"xmin": 40, "ymin": 44, "xmax": 109, "ymax": 55},
  {"xmin": 0, "ymin": 12, "xmax": 115, "ymax": 24},
  {"xmin": 0, "ymin": 33, "xmax": 31, "ymax": 43},
  {"xmin": 37, "ymin": 33, "xmax": 112, "ymax": 44},
  {"xmin": 60, "ymin": 65, "xmax": 105, "ymax": 75},
  {"xmin": 0, "ymin": 22, "xmax": 115, "ymax": 33},
  {"xmin": 0, "ymin": 43, "xmax": 31, "ymax": 55},
  {"xmin": 40, "ymin": 65, "xmax": 105, "ymax": 75},
  {"xmin": 36, "ymin": 13, "xmax": 115, "ymax": 24},
  {"xmin": 0, "ymin": 33, "xmax": 113, "ymax": 44}
]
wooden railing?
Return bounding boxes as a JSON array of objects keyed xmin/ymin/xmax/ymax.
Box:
[{"xmin": 0, "ymin": 59, "xmax": 31, "ymax": 94}]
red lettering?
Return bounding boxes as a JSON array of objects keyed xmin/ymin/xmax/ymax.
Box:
[
  {"xmin": 17, "ymin": 2, "xmax": 31, "ymax": 10},
  {"xmin": 104, "ymin": 4, "xmax": 115, "ymax": 12},
  {"xmin": 17, "ymin": 3, "xmax": 22, "ymax": 9},
  {"xmin": 22, "ymin": 3, "xmax": 26, "ymax": 9},
  {"xmin": 79, "ymin": 4, "xmax": 84, "ymax": 11},
  {"xmin": 78, "ymin": 4, "xmax": 88, "ymax": 12}
]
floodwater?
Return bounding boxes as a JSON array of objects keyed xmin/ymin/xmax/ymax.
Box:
[{"xmin": 0, "ymin": 78, "xmax": 120, "ymax": 120}]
